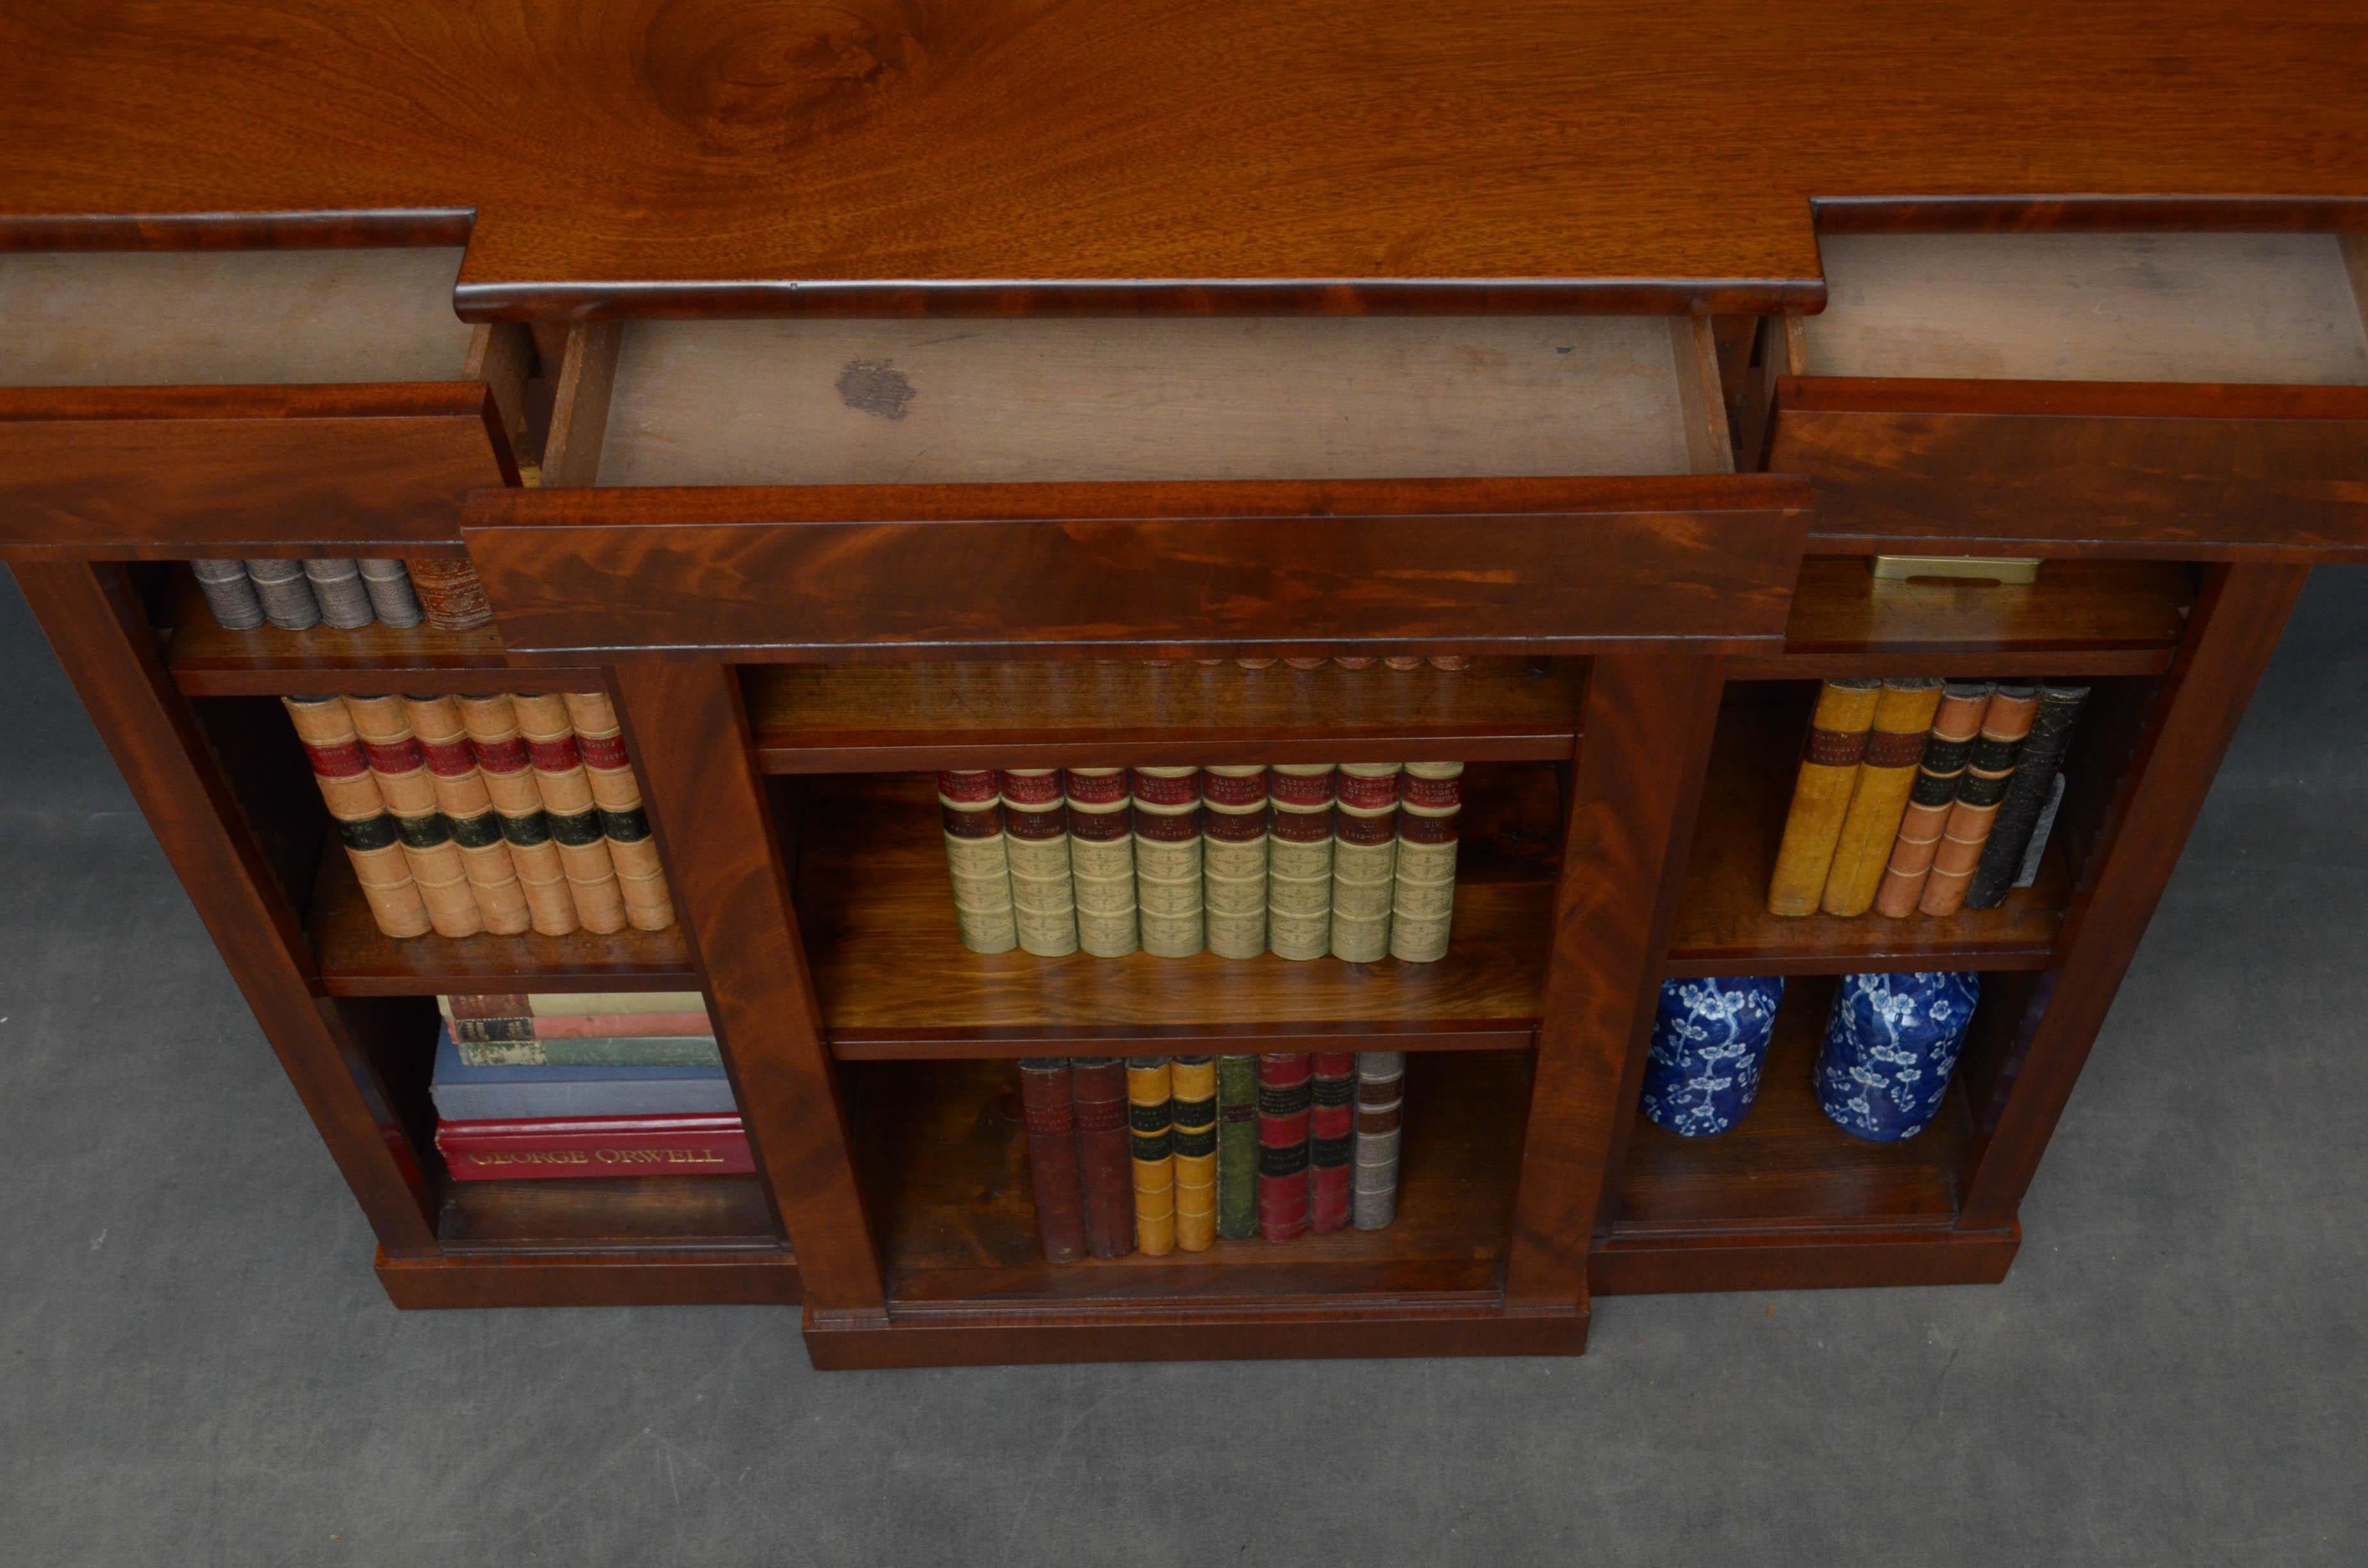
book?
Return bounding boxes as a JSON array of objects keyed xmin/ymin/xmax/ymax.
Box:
[
  {"xmin": 303, "ymin": 557, "xmax": 375, "ymax": 629},
  {"xmin": 1353, "ymin": 1051, "xmax": 1406, "ymax": 1230},
  {"xmin": 438, "ymin": 993, "xmax": 719, "ymax": 1066},
  {"xmin": 1069, "ymin": 1058, "xmax": 1136, "ymax": 1257},
  {"xmin": 1819, "ymin": 678, "xmax": 1945, "ymax": 917},
  {"xmin": 357, "ymin": 559, "xmax": 424, "ymax": 628},
  {"xmin": 1169, "ymin": 1056, "xmax": 1219, "ymax": 1252},
  {"xmin": 1919, "ymin": 685, "xmax": 2041, "ymax": 917},
  {"xmin": 403, "ymin": 692, "xmax": 531, "ymax": 935},
  {"xmin": 1004, "ymin": 770, "xmax": 1079, "ymax": 957},
  {"xmin": 405, "ymin": 556, "xmax": 495, "ymax": 631},
  {"xmin": 1308, "ymin": 1050, "xmax": 1357, "ymax": 1233},
  {"xmin": 345, "ymin": 694, "xmax": 481, "ymax": 938},
  {"xmin": 1394, "ymin": 762, "xmax": 1462, "ymax": 963},
  {"xmin": 430, "ymin": 1025, "xmax": 734, "ymax": 1120},
  {"xmin": 190, "ymin": 559, "xmax": 264, "ymax": 629},
  {"xmin": 564, "ymin": 690, "xmax": 676, "ymax": 932},
  {"xmin": 939, "ymin": 770, "xmax": 1017, "ymax": 954},
  {"xmin": 1256, "ymin": 1053, "xmax": 1313, "ymax": 1241},
  {"xmin": 1873, "ymin": 682, "xmax": 1996, "ymax": 919},
  {"xmin": 1065, "ymin": 772, "xmax": 1137, "ymax": 958},
  {"xmin": 436, "ymin": 1112, "xmax": 750, "ymax": 1180},
  {"xmin": 1331, "ymin": 771, "xmax": 1398, "ymax": 961},
  {"xmin": 513, "ymin": 692, "xmax": 628, "ymax": 935},
  {"xmin": 243, "ymin": 557, "xmax": 320, "ymax": 630},
  {"xmin": 1203, "ymin": 767, "xmax": 1269, "ymax": 960},
  {"xmin": 1767, "ymin": 678, "xmax": 1883, "ymax": 916},
  {"xmin": 1131, "ymin": 769, "xmax": 1203, "ymax": 958},
  {"xmin": 283, "ymin": 694, "xmax": 430, "ymax": 939},
  {"xmin": 1126, "ymin": 1056, "xmax": 1177, "ymax": 1256},
  {"xmin": 1215, "ymin": 1054, "xmax": 1260, "ymax": 1239},
  {"xmin": 1017, "ymin": 1059, "xmax": 1086, "ymax": 1264},
  {"xmin": 456, "ymin": 693, "xmax": 580, "ymax": 936},
  {"xmin": 1964, "ymin": 684, "xmax": 2091, "ymax": 909},
  {"xmin": 1267, "ymin": 774, "xmax": 1335, "ymax": 961}
]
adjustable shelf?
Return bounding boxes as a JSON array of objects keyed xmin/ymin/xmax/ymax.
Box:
[{"xmin": 793, "ymin": 765, "xmax": 1561, "ymax": 1057}]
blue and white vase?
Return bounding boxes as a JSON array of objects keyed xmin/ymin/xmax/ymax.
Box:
[
  {"xmin": 1641, "ymin": 976, "xmax": 1785, "ymax": 1137},
  {"xmin": 1816, "ymin": 971, "xmax": 1980, "ymax": 1143}
]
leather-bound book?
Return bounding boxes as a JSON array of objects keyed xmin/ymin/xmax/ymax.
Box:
[
  {"xmin": 1068, "ymin": 1057, "xmax": 1135, "ymax": 1257},
  {"xmin": 345, "ymin": 694, "xmax": 481, "ymax": 938},
  {"xmin": 1919, "ymin": 685, "xmax": 2041, "ymax": 917},
  {"xmin": 511, "ymin": 693, "xmax": 629, "ymax": 935},
  {"xmin": 1308, "ymin": 1051, "xmax": 1357, "ymax": 1234},
  {"xmin": 1169, "ymin": 1055, "xmax": 1219, "ymax": 1252},
  {"xmin": 1016, "ymin": 1059, "xmax": 1086, "ymax": 1264},
  {"xmin": 455, "ymin": 692, "xmax": 579, "ymax": 937},
  {"xmin": 1767, "ymin": 679, "xmax": 1883, "ymax": 916},
  {"xmin": 282, "ymin": 696, "xmax": 431, "ymax": 939},
  {"xmin": 1352, "ymin": 1051, "xmax": 1406, "ymax": 1230},
  {"xmin": 357, "ymin": 559, "xmax": 424, "ymax": 628},
  {"xmin": 563, "ymin": 690, "xmax": 675, "ymax": 932},
  {"xmin": 1256, "ymin": 1053, "xmax": 1313, "ymax": 1241},
  {"xmin": 1215, "ymin": 1054, "xmax": 1260, "ymax": 1239},
  {"xmin": 243, "ymin": 558, "xmax": 320, "ymax": 630},
  {"xmin": 1965, "ymin": 684, "xmax": 2091, "ymax": 910},
  {"xmin": 190, "ymin": 560, "xmax": 264, "ymax": 629},
  {"xmin": 1873, "ymin": 682, "xmax": 1994, "ymax": 919},
  {"xmin": 1126, "ymin": 1056, "xmax": 1177, "ymax": 1257},
  {"xmin": 940, "ymin": 770, "xmax": 1017, "ymax": 955},
  {"xmin": 403, "ymin": 694, "xmax": 530, "ymax": 936},
  {"xmin": 1820, "ymin": 678, "xmax": 1945, "ymax": 917},
  {"xmin": 405, "ymin": 557, "xmax": 494, "ymax": 632}
]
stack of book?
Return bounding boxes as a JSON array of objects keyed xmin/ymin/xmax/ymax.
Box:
[
  {"xmin": 431, "ymin": 991, "xmax": 751, "ymax": 1179},
  {"xmin": 1015, "ymin": 1051, "xmax": 1404, "ymax": 1261},
  {"xmin": 1768, "ymin": 678, "xmax": 2089, "ymax": 919},
  {"xmin": 287, "ymin": 690, "xmax": 675, "ymax": 940},
  {"xmin": 938, "ymin": 764, "xmax": 1465, "ymax": 965}
]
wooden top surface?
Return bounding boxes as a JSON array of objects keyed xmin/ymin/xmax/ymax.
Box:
[{"xmin": 4, "ymin": 1, "xmax": 2365, "ymax": 316}]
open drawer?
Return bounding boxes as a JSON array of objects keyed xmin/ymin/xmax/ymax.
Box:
[
  {"xmin": 0, "ymin": 247, "xmax": 522, "ymax": 555},
  {"xmin": 457, "ymin": 314, "xmax": 1808, "ymax": 655},
  {"xmin": 1765, "ymin": 230, "xmax": 2368, "ymax": 559}
]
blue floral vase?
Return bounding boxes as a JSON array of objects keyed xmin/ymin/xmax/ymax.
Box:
[
  {"xmin": 1641, "ymin": 976, "xmax": 1785, "ymax": 1137},
  {"xmin": 1816, "ymin": 971, "xmax": 1980, "ymax": 1143}
]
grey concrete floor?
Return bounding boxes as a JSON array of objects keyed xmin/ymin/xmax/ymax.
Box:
[{"xmin": 2, "ymin": 564, "xmax": 2362, "ymax": 1567}]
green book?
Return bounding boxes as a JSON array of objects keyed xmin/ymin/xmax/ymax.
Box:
[{"xmin": 1216, "ymin": 1054, "xmax": 1260, "ymax": 1239}]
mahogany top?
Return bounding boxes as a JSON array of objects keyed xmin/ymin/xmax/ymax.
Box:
[{"xmin": 3, "ymin": 1, "xmax": 2365, "ymax": 317}]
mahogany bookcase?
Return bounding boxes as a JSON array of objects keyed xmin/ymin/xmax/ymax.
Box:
[{"xmin": 5, "ymin": 213, "xmax": 2365, "ymax": 1366}]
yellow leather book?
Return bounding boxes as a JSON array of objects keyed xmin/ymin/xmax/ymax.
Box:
[
  {"xmin": 1766, "ymin": 679, "xmax": 1883, "ymax": 917},
  {"xmin": 1169, "ymin": 1056, "xmax": 1219, "ymax": 1252},
  {"xmin": 1820, "ymin": 678, "xmax": 1945, "ymax": 917},
  {"xmin": 1126, "ymin": 1057, "xmax": 1177, "ymax": 1257}
]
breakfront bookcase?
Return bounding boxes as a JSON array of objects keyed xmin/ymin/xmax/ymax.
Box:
[{"xmin": 4, "ymin": 2, "xmax": 2367, "ymax": 1369}]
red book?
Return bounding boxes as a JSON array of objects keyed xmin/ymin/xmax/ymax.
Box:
[
  {"xmin": 1068, "ymin": 1058, "xmax": 1137, "ymax": 1258},
  {"xmin": 1017, "ymin": 1059, "xmax": 1087, "ymax": 1264},
  {"xmin": 436, "ymin": 1113, "xmax": 750, "ymax": 1180},
  {"xmin": 1256, "ymin": 1053, "xmax": 1313, "ymax": 1241},
  {"xmin": 1308, "ymin": 1051, "xmax": 1356, "ymax": 1234}
]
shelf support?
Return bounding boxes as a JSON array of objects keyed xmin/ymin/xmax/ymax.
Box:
[
  {"xmin": 1507, "ymin": 652, "xmax": 1727, "ymax": 1309},
  {"xmin": 1957, "ymin": 562, "xmax": 2312, "ymax": 1228},
  {"xmin": 12, "ymin": 559, "xmax": 440, "ymax": 1256},
  {"xmin": 611, "ymin": 660, "xmax": 886, "ymax": 1311}
]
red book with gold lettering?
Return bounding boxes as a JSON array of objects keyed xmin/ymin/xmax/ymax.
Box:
[{"xmin": 435, "ymin": 1113, "xmax": 752, "ymax": 1180}]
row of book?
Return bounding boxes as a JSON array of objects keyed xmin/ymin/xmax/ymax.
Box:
[
  {"xmin": 190, "ymin": 557, "xmax": 492, "ymax": 633},
  {"xmin": 1019, "ymin": 1052, "xmax": 1404, "ymax": 1261},
  {"xmin": 941, "ymin": 762, "xmax": 1463, "ymax": 963},
  {"xmin": 431, "ymin": 992, "xmax": 752, "ymax": 1179},
  {"xmin": 289, "ymin": 690, "xmax": 675, "ymax": 940},
  {"xmin": 1768, "ymin": 679, "xmax": 2088, "ymax": 919}
]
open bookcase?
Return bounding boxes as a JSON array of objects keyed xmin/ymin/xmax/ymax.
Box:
[{"xmin": 4, "ymin": 220, "xmax": 2363, "ymax": 1366}]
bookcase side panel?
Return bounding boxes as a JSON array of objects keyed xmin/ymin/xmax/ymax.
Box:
[
  {"xmin": 10, "ymin": 559, "xmax": 441, "ymax": 1255},
  {"xmin": 611, "ymin": 660, "xmax": 886, "ymax": 1310}
]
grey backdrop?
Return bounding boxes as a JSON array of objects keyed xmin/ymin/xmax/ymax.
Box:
[{"xmin": 2, "ymin": 564, "xmax": 2361, "ymax": 1567}]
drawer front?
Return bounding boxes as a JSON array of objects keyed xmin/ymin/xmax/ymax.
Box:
[
  {"xmin": 463, "ymin": 476, "xmax": 1809, "ymax": 658},
  {"xmin": 1769, "ymin": 376, "xmax": 2368, "ymax": 560},
  {"xmin": 0, "ymin": 383, "xmax": 517, "ymax": 556}
]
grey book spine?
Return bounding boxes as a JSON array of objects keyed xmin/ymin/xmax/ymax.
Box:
[
  {"xmin": 1963, "ymin": 684, "xmax": 2091, "ymax": 910},
  {"xmin": 190, "ymin": 559, "xmax": 265, "ymax": 629},
  {"xmin": 1352, "ymin": 1051, "xmax": 1406, "ymax": 1230}
]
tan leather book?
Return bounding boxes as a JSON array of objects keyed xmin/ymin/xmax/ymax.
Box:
[
  {"xmin": 1766, "ymin": 679, "xmax": 1883, "ymax": 916},
  {"xmin": 1819, "ymin": 678, "xmax": 1944, "ymax": 917},
  {"xmin": 1919, "ymin": 685, "xmax": 2041, "ymax": 917},
  {"xmin": 1873, "ymin": 682, "xmax": 1996, "ymax": 919}
]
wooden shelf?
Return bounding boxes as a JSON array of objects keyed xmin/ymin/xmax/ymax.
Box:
[
  {"xmin": 1726, "ymin": 556, "xmax": 2192, "ymax": 679},
  {"xmin": 850, "ymin": 1050, "xmax": 1528, "ymax": 1305},
  {"xmin": 436, "ymin": 1175, "xmax": 783, "ymax": 1252},
  {"xmin": 796, "ymin": 766, "xmax": 1561, "ymax": 1056},
  {"xmin": 1666, "ymin": 703, "xmax": 2069, "ymax": 976},
  {"xmin": 159, "ymin": 569, "xmax": 600, "ymax": 696},
  {"xmin": 1611, "ymin": 977, "xmax": 1970, "ymax": 1235},
  {"xmin": 308, "ymin": 845, "xmax": 698, "ymax": 996},
  {"xmin": 747, "ymin": 657, "xmax": 1584, "ymax": 772}
]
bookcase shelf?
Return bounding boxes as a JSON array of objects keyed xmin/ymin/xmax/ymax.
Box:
[
  {"xmin": 848, "ymin": 1050, "xmax": 1525, "ymax": 1304},
  {"xmin": 1666, "ymin": 703, "xmax": 2070, "ymax": 976},
  {"xmin": 1727, "ymin": 556, "xmax": 2193, "ymax": 680},
  {"xmin": 794, "ymin": 767, "xmax": 1560, "ymax": 1056},
  {"xmin": 308, "ymin": 847, "xmax": 698, "ymax": 996},
  {"xmin": 746, "ymin": 657, "xmax": 1585, "ymax": 772}
]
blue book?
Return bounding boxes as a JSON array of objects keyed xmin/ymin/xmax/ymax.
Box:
[{"xmin": 429, "ymin": 1026, "xmax": 737, "ymax": 1121}]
